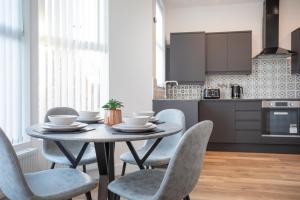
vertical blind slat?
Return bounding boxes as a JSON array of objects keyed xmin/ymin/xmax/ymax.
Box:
[{"xmin": 0, "ymin": 0, "xmax": 27, "ymax": 143}]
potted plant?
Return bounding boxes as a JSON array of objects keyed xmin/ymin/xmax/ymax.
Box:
[{"xmin": 102, "ymin": 99, "xmax": 123, "ymax": 126}]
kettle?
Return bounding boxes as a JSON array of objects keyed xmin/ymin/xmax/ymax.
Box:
[{"xmin": 231, "ymin": 84, "xmax": 243, "ymax": 99}]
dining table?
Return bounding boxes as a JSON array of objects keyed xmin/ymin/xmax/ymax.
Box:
[{"xmin": 26, "ymin": 122, "xmax": 182, "ymax": 200}]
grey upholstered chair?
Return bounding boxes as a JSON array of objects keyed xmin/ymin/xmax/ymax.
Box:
[
  {"xmin": 43, "ymin": 107, "xmax": 96, "ymax": 171},
  {"xmin": 0, "ymin": 128, "xmax": 97, "ymax": 200},
  {"xmin": 120, "ymin": 109, "xmax": 185, "ymax": 175},
  {"xmin": 108, "ymin": 120, "xmax": 213, "ymax": 200}
]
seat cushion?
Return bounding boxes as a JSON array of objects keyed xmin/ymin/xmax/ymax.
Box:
[
  {"xmin": 25, "ymin": 168, "xmax": 97, "ymax": 200},
  {"xmin": 43, "ymin": 146, "xmax": 96, "ymax": 166},
  {"xmin": 108, "ymin": 169, "xmax": 165, "ymax": 200},
  {"xmin": 120, "ymin": 148, "xmax": 173, "ymax": 167}
]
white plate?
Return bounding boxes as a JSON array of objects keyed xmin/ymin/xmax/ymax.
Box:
[
  {"xmin": 112, "ymin": 123, "xmax": 157, "ymax": 133},
  {"xmin": 41, "ymin": 122, "xmax": 88, "ymax": 131},
  {"xmin": 45, "ymin": 122, "xmax": 82, "ymax": 128},
  {"xmin": 120, "ymin": 122, "xmax": 153, "ymax": 129},
  {"xmin": 77, "ymin": 116, "xmax": 102, "ymax": 122}
]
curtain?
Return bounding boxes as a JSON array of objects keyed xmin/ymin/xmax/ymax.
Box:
[
  {"xmin": 0, "ymin": 0, "xmax": 28, "ymax": 143},
  {"xmin": 156, "ymin": 0, "xmax": 165, "ymax": 87},
  {"xmin": 38, "ymin": 0, "xmax": 109, "ymax": 120}
]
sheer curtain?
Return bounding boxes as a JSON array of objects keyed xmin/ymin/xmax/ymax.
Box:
[
  {"xmin": 0, "ymin": 0, "xmax": 29, "ymax": 143},
  {"xmin": 38, "ymin": 0, "xmax": 109, "ymax": 120},
  {"xmin": 156, "ymin": 0, "xmax": 165, "ymax": 87}
]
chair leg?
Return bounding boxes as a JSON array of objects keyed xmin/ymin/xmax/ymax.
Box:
[
  {"xmin": 83, "ymin": 165, "xmax": 87, "ymax": 173},
  {"xmin": 113, "ymin": 193, "xmax": 120, "ymax": 200},
  {"xmin": 85, "ymin": 191, "xmax": 92, "ymax": 200},
  {"xmin": 121, "ymin": 162, "xmax": 126, "ymax": 176},
  {"xmin": 183, "ymin": 195, "xmax": 190, "ymax": 200},
  {"xmin": 50, "ymin": 162, "xmax": 55, "ymax": 169}
]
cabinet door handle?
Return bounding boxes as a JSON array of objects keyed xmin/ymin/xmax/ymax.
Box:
[{"xmin": 274, "ymin": 112, "xmax": 289, "ymax": 115}]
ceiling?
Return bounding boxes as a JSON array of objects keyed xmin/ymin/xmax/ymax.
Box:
[{"xmin": 163, "ymin": 0, "xmax": 263, "ymax": 8}]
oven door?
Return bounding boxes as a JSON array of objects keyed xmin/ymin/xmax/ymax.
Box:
[{"xmin": 264, "ymin": 108, "xmax": 299, "ymax": 135}]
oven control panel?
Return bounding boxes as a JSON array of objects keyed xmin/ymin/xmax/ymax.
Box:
[{"xmin": 262, "ymin": 101, "xmax": 300, "ymax": 108}]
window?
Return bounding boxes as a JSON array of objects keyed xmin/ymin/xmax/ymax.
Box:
[
  {"xmin": 38, "ymin": 0, "xmax": 109, "ymax": 120},
  {"xmin": 0, "ymin": 0, "xmax": 30, "ymax": 143},
  {"xmin": 155, "ymin": 0, "xmax": 165, "ymax": 87}
]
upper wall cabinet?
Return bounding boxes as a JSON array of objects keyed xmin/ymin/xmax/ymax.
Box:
[
  {"xmin": 170, "ymin": 32, "xmax": 206, "ymax": 83},
  {"xmin": 292, "ymin": 28, "xmax": 300, "ymax": 74},
  {"xmin": 206, "ymin": 31, "xmax": 252, "ymax": 74}
]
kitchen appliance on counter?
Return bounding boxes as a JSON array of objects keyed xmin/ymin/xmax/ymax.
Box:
[
  {"xmin": 203, "ymin": 88, "xmax": 220, "ymax": 99},
  {"xmin": 231, "ymin": 84, "xmax": 243, "ymax": 99},
  {"xmin": 262, "ymin": 100, "xmax": 300, "ymax": 137}
]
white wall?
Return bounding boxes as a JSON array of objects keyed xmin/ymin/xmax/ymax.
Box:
[
  {"xmin": 109, "ymin": 0, "xmax": 154, "ymax": 173},
  {"xmin": 165, "ymin": 0, "xmax": 300, "ymax": 56},
  {"xmin": 279, "ymin": 0, "xmax": 300, "ymax": 49},
  {"xmin": 165, "ymin": 1, "xmax": 263, "ymax": 55}
]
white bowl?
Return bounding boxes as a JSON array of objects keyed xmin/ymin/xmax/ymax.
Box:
[
  {"xmin": 133, "ymin": 111, "xmax": 155, "ymax": 117},
  {"xmin": 48, "ymin": 115, "xmax": 78, "ymax": 125},
  {"xmin": 123, "ymin": 116, "xmax": 149, "ymax": 126},
  {"xmin": 78, "ymin": 111, "xmax": 100, "ymax": 119}
]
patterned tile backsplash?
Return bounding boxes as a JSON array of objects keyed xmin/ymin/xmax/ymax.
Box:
[{"xmin": 166, "ymin": 58, "xmax": 300, "ymax": 100}]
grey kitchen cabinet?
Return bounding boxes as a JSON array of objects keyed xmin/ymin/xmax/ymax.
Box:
[
  {"xmin": 165, "ymin": 45, "xmax": 170, "ymax": 80},
  {"xmin": 292, "ymin": 28, "xmax": 300, "ymax": 74},
  {"xmin": 199, "ymin": 101, "xmax": 235, "ymax": 143},
  {"xmin": 235, "ymin": 101, "xmax": 262, "ymax": 144},
  {"xmin": 206, "ymin": 33, "xmax": 227, "ymax": 72},
  {"xmin": 206, "ymin": 31, "xmax": 252, "ymax": 74},
  {"xmin": 152, "ymin": 100, "xmax": 199, "ymax": 129},
  {"xmin": 170, "ymin": 32, "xmax": 206, "ymax": 83},
  {"xmin": 227, "ymin": 32, "xmax": 252, "ymax": 73}
]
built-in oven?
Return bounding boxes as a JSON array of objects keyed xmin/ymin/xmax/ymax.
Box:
[{"xmin": 262, "ymin": 100, "xmax": 300, "ymax": 137}]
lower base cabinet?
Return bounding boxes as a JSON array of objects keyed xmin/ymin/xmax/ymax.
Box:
[{"xmin": 199, "ymin": 101, "xmax": 235, "ymax": 143}]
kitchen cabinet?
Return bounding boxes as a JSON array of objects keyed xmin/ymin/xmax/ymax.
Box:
[
  {"xmin": 206, "ymin": 33, "xmax": 227, "ymax": 72},
  {"xmin": 206, "ymin": 31, "xmax": 252, "ymax": 74},
  {"xmin": 170, "ymin": 32, "xmax": 206, "ymax": 83},
  {"xmin": 152, "ymin": 100, "xmax": 199, "ymax": 129},
  {"xmin": 235, "ymin": 101, "xmax": 262, "ymax": 144},
  {"xmin": 292, "ymin": 28, "xmax": 300, "ymax": 74},
  {"xmin": 227, "ymin": 32, "xmax": 252, "ymax": 73},
  {"xmin": 199, "ymin": 101, "xmax": 235, "ymax": 143},
  {"xmin": 165, "ymin": 45, "xmax": 170, "ymax": 80}
]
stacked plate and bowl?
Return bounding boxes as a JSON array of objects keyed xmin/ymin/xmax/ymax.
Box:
[
  {"xmin": 42, "ymin": 115, "xmax": 88, "ymax": 131},
  {"xmin": 112, "ymin": 111, "xmax": 158, "ymax": 133},
  {"xmin": 41, "ymin": 111, "xmax": 102, "ymax": 131}
]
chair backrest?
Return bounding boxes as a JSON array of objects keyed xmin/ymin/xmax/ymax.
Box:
[
  {"xmin": 144, "ymin": 109, "xmax": 185, "ymax": 150},
  {"xmin": 44, "ymin": 107, "xmax": 79, "ymax": 122},
  {"xmin": 43, "ymin": 107, "xmax": 84, "ymax": 159},
  {"xmin": 153, "ymin": 120, "xmax": 213, "ymax": 200},
  {"xmin": 0, "ymin": 128, "xmax": 34, "ymax": 200}
]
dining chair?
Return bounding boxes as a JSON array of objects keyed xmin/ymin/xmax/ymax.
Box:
[
  {"xmin": 0, "ymin": 128, "xmax": 97, "ymax": 200},
  {"xmin": 108, "ymin": 120, "xmax": 213, "ymax": 200},
  {"xmin": 43, "ymin": 107, "xmax": 97, "ymax": 171},
  {"xmin": 120, "ymin": 109, "xmax": 185, "ymax": 175}
]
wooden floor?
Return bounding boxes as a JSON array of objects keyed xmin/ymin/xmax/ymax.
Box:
[{"xmin": 75, "ymin": 151, "xmax": 300, "ymax": 200}]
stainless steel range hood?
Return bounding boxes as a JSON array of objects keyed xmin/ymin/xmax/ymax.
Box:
[{"xmin": 254, "ymin": 0, "xmax": 296, "ymax": 58}]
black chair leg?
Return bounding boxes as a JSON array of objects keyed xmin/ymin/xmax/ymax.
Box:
[
  {"xmin": 85, "ymin": 191, "xmax": 92, "ymax": 200},
  {"xmin": 121, "ymin": 162, "xmax": 126, "ymax": 176},
  {"xmin": 183, "ymin": 195, "xmax": 190, "ymax": 200},
  {"xmin": 83, "ymin": 165, "xmax": 87, "ymax": 173},
  {"xmin": 50, "ymin": 162, "xmax": 55, "ymax": 169},
  {"xmin": 113, "ymin": 193, "xmax": 120, "ymax": 200}
]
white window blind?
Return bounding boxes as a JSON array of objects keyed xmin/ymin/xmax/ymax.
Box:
[
  {"xmin": 38, "ymin": 0, "xmax": 109, "ymax": 120},
  {"xmin": 156, "ymin": 0, "xmax": 165, "ymax": 87},
  {"xmin": 0, "ymin": 0, "xmax": 29, "ymax": 143}
]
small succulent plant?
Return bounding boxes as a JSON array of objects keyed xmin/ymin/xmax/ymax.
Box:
[{"xmin": 102, "ymin": 99, "xmax": 124, "ymax": 110}]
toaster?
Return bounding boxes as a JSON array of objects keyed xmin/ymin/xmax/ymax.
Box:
[{"xmin": 203, "ymin": 89, "xmax": 220, "ymax": 99}]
